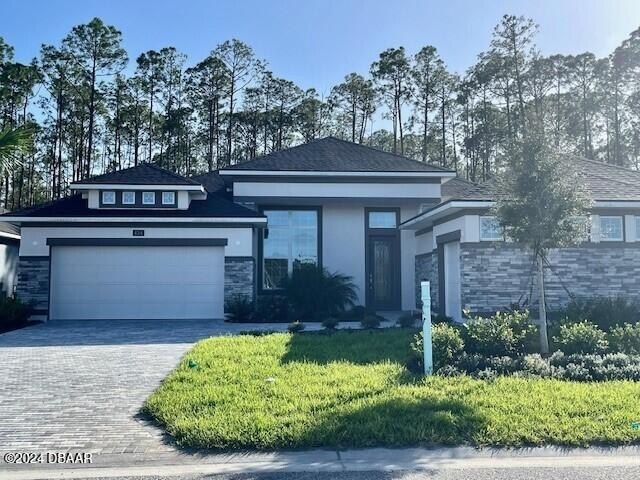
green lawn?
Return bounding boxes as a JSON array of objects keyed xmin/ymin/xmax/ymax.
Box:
[{"xmin": 144, "ymin": 329, "xmax": 640, "ymax": 450}]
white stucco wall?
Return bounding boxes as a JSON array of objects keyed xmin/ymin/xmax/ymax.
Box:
[
  {"xmin": 415, "ymin": 214, "xmax": 481, "ymax": 254},
  {"xmin": 400, "ymin": 205, "xmax": 419, "ymax": 310},
  {"xmin": 19, "ymin": 226, "xmax": 253, "ymax": 257},
  {"xmin": 320, "ymin": 203, "xmax": 419, "ymax": 310},
  {"xmin": 322, "ymin": 204, "xmax": 367, "ymax": 306},
  {"xmin": 234, "ymin": 181, "xmax": 441, "ymax": 199}
]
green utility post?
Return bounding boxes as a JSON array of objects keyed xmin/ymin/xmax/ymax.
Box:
[{"xmin": 421, "ymin": 281, "xmax": 433, "ymax": 375}]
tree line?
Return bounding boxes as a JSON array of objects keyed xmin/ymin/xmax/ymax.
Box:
[{"xmin": 1, "ymin": 14, "xmax": 639, "ymax": 210}]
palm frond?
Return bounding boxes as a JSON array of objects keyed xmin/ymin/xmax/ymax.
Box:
[{"xmin": 0, "ymin": 125, "xmax": 33, "ymax": 174}]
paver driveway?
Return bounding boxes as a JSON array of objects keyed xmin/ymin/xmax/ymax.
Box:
[{"xmin": 0, "ymin": 319, "xmax": 291, "ymax": 456}]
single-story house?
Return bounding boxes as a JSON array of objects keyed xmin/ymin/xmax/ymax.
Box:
[
  {"xmin": 2, "ymin": 137, "xmax": 639, "ymax": 322},
  {"xmin": 0, "ymin": 210, "xmax": 19, "ymax": 298},
  {"xmin": 3, "ymin": 137, "xmax": 453, "ymax": 321}
]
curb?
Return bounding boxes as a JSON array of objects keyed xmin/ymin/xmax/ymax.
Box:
[{"xmin": 2, "ymin": 446, "xmax": 640, "ymax": 479}]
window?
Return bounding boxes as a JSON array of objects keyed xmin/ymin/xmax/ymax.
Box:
[
  {"xmin": 600, "ymin": 216, "xmax": 623, "ymax": 241},
  {"xmin": 122, "ymin": 191, "xmax": 135, "ymax": 205},
  {"xmin": 162, "ymin": 191, "xmax": 175, "ymax": 205},
  {"xmin": 368, "ymin": 211, "xmax": 397, "ymax": 228},
  {"xmin": 142, "ymin": 192, "xmax": 155, "ymax": 205},
  {"xmin": 102, "ymin": 191, "xmax": 116, "ymax": 205},
  {"xmin": 479, "ymin": 216, "xmax": 504, "ymax": 241},
  {"xmin": 262, "ymin": 209, "xmax": 318, "ymax": 290},
  {"xmin": 636, "ymin": 216, "xmax": 640, "ymax": 241}
]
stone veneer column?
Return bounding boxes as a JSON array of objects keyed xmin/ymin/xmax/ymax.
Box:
[
  {"xmin": 16, "ymin": 256, "xmax": 50, "ymax": 318},
  {"xmin": 224, "ymin": 257, "xmax": 255, "ymax": 307}
]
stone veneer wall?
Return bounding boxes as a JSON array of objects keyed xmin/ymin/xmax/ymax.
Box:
[
  {"xmin": 415, "ymin": 252, "xmax": 439, "ymax": 311},
  {"xmin": 15, "ymin": 257, "xmax": 50, "ymax": 315},
  {"xmin": 224, "ymin": 257, "xmax": 255, "ymax": 307},
  {"xmin": 460, "ymin": 243, "xmax": 640, "ymax": 313}
]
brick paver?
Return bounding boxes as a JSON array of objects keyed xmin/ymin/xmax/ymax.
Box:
[{"xmin": 0, "ymin": 319, "xmax": 291, "ymax": 455}]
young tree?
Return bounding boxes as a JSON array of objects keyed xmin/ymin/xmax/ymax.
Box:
[{"xmin": 495, "ymin": 131, "xmax": 589, "ymax": 353}]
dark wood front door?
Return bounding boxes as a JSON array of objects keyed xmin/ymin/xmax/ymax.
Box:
[{"xmin": 367, "ymin": 235, "xmax": 400, "ymax": 310}]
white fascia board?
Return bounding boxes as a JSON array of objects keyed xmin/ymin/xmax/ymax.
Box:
[
  {"xmin": 594, "ymin": 200, "xmax": 640, "ymax": 208},
  {"xmin": 7, "ymin": 216, "xmax": 266, "ymax": 224},
  {"xmin": 0, "ymin": 231, "xmax": 20, "ymax": 240},
  {"xmin": 218, "ymin": 170, "xmax": 456, "ymax": 178},
  {"xmin": 400, "ymin": 200, "xmax": 494, "ymax": 230},
  {"xmin": 70, "ymin": 183, "xmax": 205, "ymax": 193}
]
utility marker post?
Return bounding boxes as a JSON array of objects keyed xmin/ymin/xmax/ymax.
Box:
[{"xmin": 421, "ymin": 281, "xmax": 433, "ymax": 375}]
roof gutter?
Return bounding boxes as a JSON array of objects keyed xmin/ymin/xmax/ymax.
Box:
[
  {"xmin": 4, "ymin": 216, "xmax": 267, "ymax": 225},
  {"xmin": 218, "ymin": 170, "xmax": 456, "ymax": 179},
  {"xmin": 400, "ymin": 200, "xmax": 494, "ymax": 230},
  {"xmin": 70, "ymin": 183, "xmax": 205, "ymax": 193}
]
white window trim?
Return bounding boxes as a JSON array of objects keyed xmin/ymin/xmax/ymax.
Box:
[
  {"xmin": 162, "ymin": 191, "xmax": 175, "ymax": 205},
  {"xmin": 102, "ymin": 191, "xmax": 116, "ymax": 205},
  {"xmin": 142, "ymin": 192, "xmax": 156, "ymax": 205},
  {"xmin": 479, "ymin": 215, "xmax": 504, "ymax": 241},
  {"xmin": 122, "ymin": 191, "xmax": 136, "ymax": 205},
  {"xmin": 599, "ymin": 215, "xmax": 624, "ymax": 242}
]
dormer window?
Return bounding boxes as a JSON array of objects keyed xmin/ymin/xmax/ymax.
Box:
[
  {"xmin": 142, "ymin": 192, "xmax": 156, "ymax": 205},
  {"xmin": 102, "ymin": 191, "xmax": 116, "ymax": 205},
  {"xmin": 122, "ymin": 191, "xmax": 135, "ymax": 205},
  {"xmin": 162, "ymin": 191, "xmax": 175, "ymax": 205}
]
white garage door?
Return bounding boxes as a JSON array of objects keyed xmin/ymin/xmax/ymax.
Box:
[{"xmin": 50, "ymin": 245, "xmax": 225, "ymax": 320}]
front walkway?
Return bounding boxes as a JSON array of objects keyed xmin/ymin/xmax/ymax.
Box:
[{"xmin": 0, "ymin": 317, "xmax": 396, "ymax": 457}]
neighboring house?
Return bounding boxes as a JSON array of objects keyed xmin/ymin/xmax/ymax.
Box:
[
  {"xmin": 401, "ymin": 157, "xmax": 640, "ymax": 321},
  {"xmin": 0, "ymin": 209, "xmax": 19, "ymax": 298},
  {"xmin": 4, "ymin": 137, "xmax": 637, "ymax": 323},
  {"xmin": 3, "ymin": 137, "xmax": 454, "ymax": 321}
]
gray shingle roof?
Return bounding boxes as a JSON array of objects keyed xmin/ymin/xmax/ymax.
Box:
[
  {"xmin": 224, "ymin": 137, "xmax": 453, "ymax": 173},
  {"xmin": 441, "ymin": 157, "xmax": 640, "ymax": 202},
  {"xmin": 76, "ymin": 163, "xmax": 201, "ymax": 186},
  {"xmin": 191, "ymin": 171, "xmax": 228, "ymax": 195},
  {"xmin": 0, "ymin": 221, "xmax": 19, "ymax": 237}
]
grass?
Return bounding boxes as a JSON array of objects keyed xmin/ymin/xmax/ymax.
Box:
[{"xmin": 144, "ymin": 329, "xmax": 640, "ymax": 450}]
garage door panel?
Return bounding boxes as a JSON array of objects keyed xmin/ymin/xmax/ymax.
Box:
[{"xmin": 50, "ymin": 245, "xmax": 225, "ymax": 320}]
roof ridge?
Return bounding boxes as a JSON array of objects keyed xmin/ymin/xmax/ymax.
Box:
[
  {"xmin": 326, "ymin": 136, "xmax": 453, "ymax": 172},
  {"xmin": 572, "ymin": 156, "xmax": 640, "ymax": 175},
  {"xmin": 145, "ymin": 162, "xmax": 200, "ymax": 185}
]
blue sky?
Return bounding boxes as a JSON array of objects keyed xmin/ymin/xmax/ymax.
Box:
[{"xmin": 2, "ymin": 0, "xmax": 639, "ymax": 96}]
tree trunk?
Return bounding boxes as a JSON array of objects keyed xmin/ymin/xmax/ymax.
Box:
[{"xmin": 537, "ymin": 253, "xmax": 549, "ymax": 354}]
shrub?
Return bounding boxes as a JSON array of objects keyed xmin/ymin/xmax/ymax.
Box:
[
  {"xmin": 448, "ymin": 352, "xmax": 640, "ymax": 381},
  {"xmin": 0, "ymin": 296, "xmax": 32, "ymax": 330},
  {"xmin": 463, "ymin": 310, "xmax": 537, "ymax": 356},
  {"xmin": 553, "ymin": 321, "xmax": 609, "ymax": 355},
  {"xmin": 339, "ymin": 305, "xmax": 366, "ymax": 321},
  {"xmin": 288, "ymin": 321, "xmax": 305, "ymax": 333},
  {"xmin": 224, "ymin": 295, "xmax": 254, "ymax": 323},
  {"xmin": 254, "ymin": 295, "xmax": 289, "ymax": 323},
  {"xmin": 561, "ymin": 296, "xmax": 639, "ymax": 331},
  {"xmin": 431, "ymin": 313, "xmax": 454, "ymax": 324},
  {"xmin": 321, "ymin": 317, "xmax": 340, "ymax": 330},
  {"xmin": 432, "ymin": 324, "xmax": 464, "ymax": 369},
  {"xmin": 397, "ymin": 312, "xmax": 417, "ymax": 328},
  {"xmin": 281, "ymin": 264, "xmax": 357, "ymax": 321},
  {"xmin": 361, "ymin": 314, "xmax": 381, "ymax": 329},
  {"xmin": 411, "ymin": 324, "xmax": 464, "ymax": 370},
  {"xmin": 609, "ymin": 323, "xmax": 640, "ymax": 354}
]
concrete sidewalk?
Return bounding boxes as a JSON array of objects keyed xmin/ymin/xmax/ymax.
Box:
[{"xmin": 2, "ymin": 446, "xmax": 640, "ymax": 479}]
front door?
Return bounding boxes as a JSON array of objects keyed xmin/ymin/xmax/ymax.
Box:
[{"xmin": 367, "ymin": 235, "xmax": 400, "ymax": 310}]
